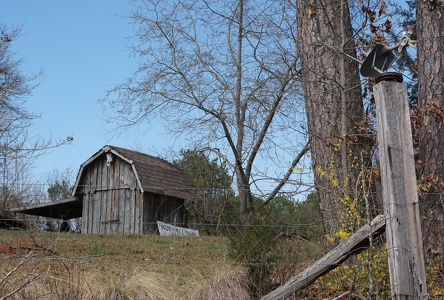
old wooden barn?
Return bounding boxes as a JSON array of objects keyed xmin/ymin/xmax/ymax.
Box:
[{"xmin": 11, "ymin": 145, "xmax": 195, "ymax": 234}]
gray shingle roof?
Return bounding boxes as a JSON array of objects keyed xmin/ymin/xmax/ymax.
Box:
[
  {"xmin": 107, "ymin": 145, "xmax": 194, "ymax": 200},
  {"xmin": 73, "ymin": 145, "xmax": 195, "ymax": 200}
]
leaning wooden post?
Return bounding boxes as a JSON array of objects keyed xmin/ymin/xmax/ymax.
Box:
[{"xmin": 374, "ymin": 76, "xmax": 427, "ymax": 299}]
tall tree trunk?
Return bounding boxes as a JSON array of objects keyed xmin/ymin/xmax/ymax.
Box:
[
  {"xmin": 233, "ymin": 0, "xmax": 253, "ymax": 224},
  {"xmin": 416, "ymin": 0, "xmax": 444, "ymax": 255},
  {"xmin": 296, "ymin": 0, "xmax": 364, "ymax": 242}
]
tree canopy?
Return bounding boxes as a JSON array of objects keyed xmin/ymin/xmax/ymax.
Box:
[{"xmin": 174, "ymin": 149, "xmax": 236, "ymax": 231}]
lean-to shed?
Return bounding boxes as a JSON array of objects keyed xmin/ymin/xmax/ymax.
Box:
[
  {"xmin": 74, "ymin": 145, "xmax": 194, "ymax": 234},
  {"xmin": 11, "ymin": 145, "xmax": 194, "ymax": 235}
]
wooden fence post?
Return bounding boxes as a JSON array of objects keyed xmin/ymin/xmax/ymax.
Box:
[{"xmin": 374, "ymin": 79, "xmax": 427, "ymax": 299}]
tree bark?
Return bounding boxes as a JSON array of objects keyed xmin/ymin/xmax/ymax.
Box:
[
  {"xmin": 296, "ymin": 0, "xmax": 364, "ymax": 241},
  {"xmin": 416, "ymin": 0, "xmax": 444, "ymax": 255}
]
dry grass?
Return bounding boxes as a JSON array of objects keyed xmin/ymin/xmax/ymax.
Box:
[
  {"xmin": 0, "ymin": 230, "xmax": 233, "ymax": 299},
  {"xmin": 78, "ymin": 269, "xmax": 175, "ymax": 300},
  {"xmin": 187, "ymin": 267, "xmax": 251, "ymax": 300},
  {"xmin": 6, "ymin": 268, "xmax": 175, "ymax": 300},
  {"xmin": 0, "ymin": 230, "xmax": 322, "ymax": 299}
]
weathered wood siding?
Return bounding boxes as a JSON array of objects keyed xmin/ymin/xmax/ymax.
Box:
[
  {"xmin": 143, "ymin": 193, "xmax": 186, "ymax": 233},
  {"xmin": 80, "ymin": 154, "xmax": 141, "ymax": 234},
  {"xmin": 78, "ymin": 152, "xmax": 187, "ymax": 235}
]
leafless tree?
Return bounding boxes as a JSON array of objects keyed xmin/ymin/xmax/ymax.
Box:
[
  {"xmin": 1, "ymin": 25, "xmax": 73, "ymax": 212},
  {"xmin": 101, "ymin": 0, "xmax": 309, "ymax": 223}
]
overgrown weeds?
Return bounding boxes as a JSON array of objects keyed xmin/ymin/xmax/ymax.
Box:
[
  {"xmin": 227, "ymin": 221, "xmax": 280, "ymax": 297},
  {"xmin": 227, "ymin": 216, "xmax": 323, "ymax": 298}
]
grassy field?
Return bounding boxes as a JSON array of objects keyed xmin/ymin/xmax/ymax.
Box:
[
  {"xmin": 0, "ymin": 230, "xmax": 253, "ymax": 299},
  {"xmin": 4, "ymin": 230, "xmax": 443, "ymax": 299}
]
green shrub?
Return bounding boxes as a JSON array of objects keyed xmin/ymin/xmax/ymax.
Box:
[{"xmin": 227, "ymin": 216, "xmax": 280, "ymax": 297}]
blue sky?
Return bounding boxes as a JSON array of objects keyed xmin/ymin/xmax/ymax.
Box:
[
  {"xmin": 2, "ymin": 1, "xmax": 313, "ymax": 201},
  {"xmin": 2, "ymin": 1, "xmax": 178, "ymax": 181}
]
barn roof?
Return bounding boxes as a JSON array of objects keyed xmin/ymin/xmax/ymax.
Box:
[{"xmin": 73, "ymin": 145, "xmax": 195, "ymax": 200}]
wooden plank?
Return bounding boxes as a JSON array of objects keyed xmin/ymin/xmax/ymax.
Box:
[
  {"xmin": 89, "ymin": 192, "xmax": 94, "ymax": 234},
  {"xmin": 93, "ymin": 162, "xmax": 101, "ymax": 234},
  {"xmin": 119, "ymin": 189, "xmax": 125, "ymax": 234},
  {"xmin": 87, "ymin": 193, "xmax": 93, "ymax": 234},
  {"xmin": 103, "ymin": 158, "xmax": 110, "ymax": 234},
  {"xmin": 103, "ymin": 157, "xmax": 110, "ymax": 234},
  {"xmin": 81, "ymin": 194, "xmax": 89, "ymax": 233},
  {"xmin": 112, "ymin": 158, "xmax": 120, "ymax": 234},
  {"xmin": 116, "ymin": 159, "xmax": 123, "ymax": 234},
  {"xmin": 124, "ymin": 162, "xmax": 134, "ymax": 234},
  {"xmin": 374, "ymin": 81, "xmax": 427, "ymax": 298},
  {"xmin": 142, "ymin": 193, "xmax": 148, "ymax": 233},
  {"xmin": 135, "ymin": 191, "xmax": 143, "ymax": 234},
  {"xmin": 130, "ymin": 190, "xmax": 135, "ymax": 235},
  {"xmin": 82, "ymin": 171, "xmax": 89, "ymax": 233},
  {"xmin": 112, "ymin": 159, "xmax": 117, "ymax": 234},
  {"xmin": 86, "ymin": 169, "xmax": 93, "ymax": 234},
  {"xmin": 260, "ymin": 215, "xmax": 386, "ymax": 300}
]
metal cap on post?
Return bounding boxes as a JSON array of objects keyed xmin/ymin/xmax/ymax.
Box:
[{"xmin": 375, "ymin": 72, "xmax": 403, "ymax": 84}]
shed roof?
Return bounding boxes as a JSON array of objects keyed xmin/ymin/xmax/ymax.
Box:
[
  {"xmin": 9, "ymin": 197, "xmax": 82, "ymax": 220},
  {"xmin": 73, "ymin": 145, "xmax": 195, "ymax": 200}
]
